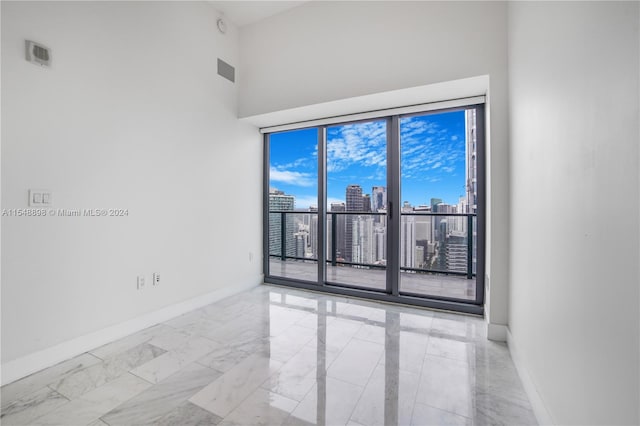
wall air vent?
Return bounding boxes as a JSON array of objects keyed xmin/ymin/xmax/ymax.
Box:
[
  {"xmin": 25, "ymin": 40, "xmax": 51, "ymax": 67},
  {"xmin": 217, "ymin": 58, "xmax": 235, "ymax": 83}
]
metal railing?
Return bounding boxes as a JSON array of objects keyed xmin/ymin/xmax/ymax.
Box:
[{"xmin": 269, "ymin": 210, "xmax": 476, "ymax": 279}]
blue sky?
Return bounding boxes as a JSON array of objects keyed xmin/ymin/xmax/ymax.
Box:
[{"xmin": 269, "ymin": 110, "xmax": 467, "ymax": 209}]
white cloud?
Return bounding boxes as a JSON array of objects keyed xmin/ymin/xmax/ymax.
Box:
[
  {"xmin": 327, "ymin": 121, "xmax": 387, "ymax": 173},
  {"xmin": 270, "ymin": 167, "xmax": 315, "ymax": 187}
]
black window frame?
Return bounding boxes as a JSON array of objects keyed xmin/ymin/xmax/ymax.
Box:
[{"xmin": 262, "ymin": 104, "xmax": 486, "ymax": 315}]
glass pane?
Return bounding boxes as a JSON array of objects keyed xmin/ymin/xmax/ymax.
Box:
[
  {"xmin": 268, "ymin": 128, "xmax": 318, "ymax": 282},
  {"xmin": 399, "ymin": 110, "xmax": 477, "ymax": 300},
  {"xmin": 326, "ymin": 120, "xmax": 387, "ymax": 290}
]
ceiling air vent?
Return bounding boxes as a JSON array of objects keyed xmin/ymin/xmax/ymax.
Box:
[
  {"xmin": 25, "ymin": 40, "xmax": 51, "ymax": 67},
  {"xmin": 217, "ymin": 58, "xmax": 235, "ymax": 83}
]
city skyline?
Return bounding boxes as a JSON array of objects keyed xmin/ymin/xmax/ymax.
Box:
[{"xmin": 269, "ymin": 110, "xmax": 467, "ymax": 209}]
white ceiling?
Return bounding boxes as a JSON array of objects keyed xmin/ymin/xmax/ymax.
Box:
[{"xmin": 208, "ymin": 1, "xmax": 308, "ymax": 27}]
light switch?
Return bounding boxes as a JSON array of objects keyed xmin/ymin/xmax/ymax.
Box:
[{"xmin": 29, "ymin": 189, "xmax": 52, "ymax": 207}]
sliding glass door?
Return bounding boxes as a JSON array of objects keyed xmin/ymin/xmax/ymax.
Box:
[
  {"xmin": 399, "ymin": 110, "xmax": 479, "ymax": 301},
  {"xmin": 325, "ymin": 120, "xmax": 388, "ymax": 291},
  {"xmin": 267, "ymin": 128, "xmax": 319, "ymax": 283},
  {"xmin": 263, "ymin": 103, "xmax": 484, "ymax": 314}
]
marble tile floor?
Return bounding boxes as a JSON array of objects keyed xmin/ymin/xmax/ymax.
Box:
[{"xmin": 0, "ymin": 285, "xmax": 536, "ymax": 426}]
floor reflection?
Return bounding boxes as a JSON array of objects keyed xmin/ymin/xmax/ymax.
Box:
[
  {"xmin": 0, "ymin": 284, "xmax": 537, "ymax": 426},
  {"xmin": 264, "ymin": 285, "xmax": 535, "ymax": 425}
]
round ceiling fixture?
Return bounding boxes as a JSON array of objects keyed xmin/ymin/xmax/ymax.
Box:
[{"xmin": 217, "ymin": 18, "xmax": 227, "ymax": 34}]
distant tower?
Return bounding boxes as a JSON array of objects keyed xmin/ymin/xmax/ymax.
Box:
[
  {"xmin": 362, "ymin": 194, "xmax": 372, "ymax": 212},
  {"xmin": 372, "ymin": 186, "xmax": 387, "ymax": 224},
  {"xmin": 374, "ymin": 224, "xmax": 387, "ymax": 263},
  {"xmin": 346, "ymin": 185, "xmax": 364, "ymax": 211},
  {"xmin": 269, "ymin": 189, "xmax": 295, "ymax": 258},
  {"xmin": 372, "ymin": 186, "xmax": 387, "ymax": 212},
  {"xmin": 401, "ymin": 215, "xmax": 416, "ymax": 268},
  {"xmin": 329, "ymin": 202, "xmax": 346, "ymax": 261},
  {"xmin": 309, "ymin": 206, "xmax": 318, "ymax": 259},
  {"xmin": 465, "ymin": 109, "xmax": 478, "ymax": 214},
  {"xmin": 400, "ymin": 201, "xmax": 416, "ymax": 268},
  {"xmin": 352, "ymin": 216, "xmax": 374, "ymax": 265},
  {"xmin": 345, "ymin": 185, "xmax": 363, "ymax": 262},
  {"xmin": 294, "ymin": 232, "xmax": 306, "ymax": 258}
]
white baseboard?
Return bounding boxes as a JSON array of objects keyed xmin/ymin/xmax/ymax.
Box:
[
  {"xmin": 507, "ymin": 328, "xmax": 555, "ymax": 426},
  {"xmin": 1, "ymin": 280, "xmax": 260, "ymax": 386},
  {"xmin": 486, "ymin": 322, "xmax": 508, "ymax": 342}
]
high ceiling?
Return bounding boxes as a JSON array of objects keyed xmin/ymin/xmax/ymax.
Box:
[{"xmin": 208, "ymin": 1, "xmax": 308, "ymax": 27}]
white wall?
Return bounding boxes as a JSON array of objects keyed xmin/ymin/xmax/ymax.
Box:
[
  {"xmin": 1, "ymin": 1, "xmax": 262, "ymax": 369},
  {"xmin": 508, "ymin": 2, "xmax": 640, "ymax": 424},
  {"xmin": 239, "ymin": 1, "xmax": 510, "ymax": 332}
]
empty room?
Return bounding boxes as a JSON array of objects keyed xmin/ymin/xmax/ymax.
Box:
[{"xmin": 1, "ymin": 1, "xmax": 639, "ymax": 425}]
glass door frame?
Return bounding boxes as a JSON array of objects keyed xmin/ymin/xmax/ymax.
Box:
[{"xmin": 263, "ymin": 104, "xmax": 485, "ymax": 315}]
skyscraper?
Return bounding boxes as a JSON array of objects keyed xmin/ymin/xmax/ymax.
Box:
[
  {"xmin": 372, "ymin": 186, "xmax": 387, "ymax": 225},
  {"xmin": 329, "ymin": 202, "xmax": 346, "ymax": 261},
  {"xmin": 400, "ymin": 201, "xmax": 416, "ymax": 268},
  {"xmin": 465, "ymin": 109, "xmax": 478, "ymax": 214},
  {"xmin": 372, "ymin": 186, "xmax": 387, "ymax": 212},
  {"xmin": 346, "ymin": 185, "xmax": 364, "ymax": 211},
  {"xmin": 269, "ymin": 188, "xmax": 295, "ymax": 257},
  {"xmin": 374, "ymin": 224, "xmax": 386, "ymax": 263},
  {"xmin": 294, "ymin": 232, "xmax": 306, "ymax": 258},
  {"xmin": 352, "ymin": 215, "xmax": 374, "ymax": 265},
  {"xmin": 430, "ymin": 198, "xmax": 443, "ymax": 211},
  {"xmin": 401, "ymin": 215, "xmax": 416, "ymax": 268},
  {"xmin": 464, "ymin": 109, "xmax": 478, "ymax": 275},
  {"xmin": 345, "ymin": 185, "xmax": 363, "ymax": 262},
  {"xmin": 309, "ymin": 206, "xmax": 318, "ymax": 259},
  {"xmin": 362, "ymin": 194, "xmax": 371, "ymax": 212}
]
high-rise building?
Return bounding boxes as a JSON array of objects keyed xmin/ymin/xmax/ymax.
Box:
[
  {"xmin": 464, "ymin": 110, "xmax": 478, "ymax": 274},
  {"xmin": 345, "ymin": 185, "xmax": 363, "ymax": 262},
  {"xmin": 269, "ymin": 189, "xmax": 295, "ymax": 257},
  {"xmin": 294, "ymin": 232, "xmax": 307, "ymax": 258},
  {"xmin": 415, "ymin": 246, "xmax": 425, "ymax": 269},
  {"xmin": 414, "ymin": 204, "xmax": 432, "ymax": 243},
  {"xmin": 329, "ymin": 202, "xmax": 346, "ymax": 261},
  {"xmin": 434, "ymin": 202, "xmax": 454, "ymax": 214},
  {"xmin": 374, "ymin": 224, "xmax": 386, "ymax": 263},
  {"xmin": 401, "ymin": 215, "xmax": 416, "ymax": 268},
  {"xmin": 372, "ymin": 186, "xmax": 387, "ymax": 212},
  {"xmin": 352, "ymin": 215, "xmax": 374, "ymax": 265},
  {"xmin": 430, "ymin": 198, "xmax": 443, "ymax": 211},
  {"xmin": 465, "ymin": 109, "xmax": 478, "ymax": 214},
  {"xmin": 372, "ymin": 186, "xmax": 387, "ymax": 225},
  {"xmin": 362, "ymin": 194, "xmax": 372, "ymax": 212},
  {"xmin": 346, "ymin": 185, "xmax": 363, "ymax": 210},
  {"xmin": 446, "ymin": 235, "xmax": 468, "ymax": 274},
  {"xmin": 415, "ymin": 216, "xmax": 433, "ymax": 243},
  {"xmin": 309, "ymin": 206, "xmax": 318, "ymax": 259}
]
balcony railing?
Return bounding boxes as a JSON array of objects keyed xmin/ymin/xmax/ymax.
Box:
[{"xmin": 269, "ymin": 210, "xmax": 476, "ymax": 279}]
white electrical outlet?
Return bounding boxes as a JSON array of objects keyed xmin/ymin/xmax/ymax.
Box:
[
  {"xmin": 137, "ymin": 275, "xmax": 145, "ymax": 290},
  {"xmin": 153, "ymin": 273, "xmax": 160, "ymax": 286}
]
